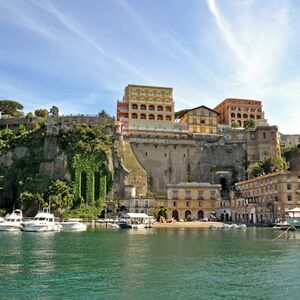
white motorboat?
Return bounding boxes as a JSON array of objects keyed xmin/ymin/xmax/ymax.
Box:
[
  {"xmin": 0, "ymin": 209, "xmax": 24, "ymax": 232},
  {"xmin": 61, "ymin": 220, "xmax": 87, "ymax": 231},
  {"xmin": 23, "ymin": 207, "xmax": 62, "ymax": 232}
]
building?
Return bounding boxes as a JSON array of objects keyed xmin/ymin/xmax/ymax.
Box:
[
  {"xmin": 46, "ymin": 112, "xmax": 114, "ymax": 135},
  {"xmin": 232, "ymin": 171, "xmax": 300, "ymax": 224},
  {"xmin": 116, "ymin": 84, "xmax": 187, "ymax": 135},
  {"xmin": 177, "ymin": 106, "xmax": 219, "ymax": 135},
  {"xmin": 167, "ymin": 182, "xmax": 221, "ymax": 221},
  {"xmin": 280, "ymin": 134, "xmax": 300, "ymax": 147},
  {"xmin": 214, "ymin": 98, "xmax": 267, "ymax": 128}
]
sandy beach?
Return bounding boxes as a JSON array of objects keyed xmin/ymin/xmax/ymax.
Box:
[{"xmin": 153, "ymin": 221, "xmax": 224, "ymax": 228}]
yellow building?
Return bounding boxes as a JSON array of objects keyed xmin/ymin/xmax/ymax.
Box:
[
  {"xmin": 167, "ymin": 182, "xmax": 221, "ymax": 220},
  {"xmin": 177, "ymin": 106, "xmax": 219, "ymax": 134},
  {"xmin": 117, "ymin": 84, "xmax": 187, "ymax": 134}
]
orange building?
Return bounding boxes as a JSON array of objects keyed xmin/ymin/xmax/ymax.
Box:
[
  {"xmin": 214, "ymin": 98, "xmax": 266, "ymax": 128},
  {"xmin": 116, "ymin": 84, "xmax": 187, "ymax": 135}
]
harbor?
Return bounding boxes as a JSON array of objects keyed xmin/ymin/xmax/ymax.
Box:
[{"xmin": 1, "ymin": 227, "xmax": 300, "ymax": 299}]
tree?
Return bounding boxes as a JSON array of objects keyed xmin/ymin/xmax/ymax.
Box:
[
  {"xmin": 0, "ymin": 100, "xmax": 24, "ymax": 117},
  {"xmin": 244, "ymin": 119, "xmax": 256, "ymax": 129},
  {"xmin": 157, "ymin": 205, "xmax": 168, "ymax": 222},
  {"xmin": 49, "ymin": 106, "xmax": 59, "ymax": 117},
  {"xmin": 46, "ymin": 180, "xmax": 74, "ymax": 209},
  {"xmin": 35, "ymin": 109, "xmax": 48, "ymax": 118}
]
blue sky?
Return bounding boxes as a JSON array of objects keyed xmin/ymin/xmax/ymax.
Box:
[{"xmin": 0, "ymin": 0, "xmax": 299, "ymax": 133}]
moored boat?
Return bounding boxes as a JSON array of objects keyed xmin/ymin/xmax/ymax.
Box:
[
  {"xmin": 0, "ymin": 209, "xmax": 24, "ymax": 232},
  {"xmin": 23, "ymin": 207, "xmax": 62, "ymax": 232},
  {"xmin": 61, "ymin": 220, "xmax": 87, "ymax": 231},
  {"xmin": 286, "ymin": 207, "xmax": 300, "ymax": 231},
  {"xmin": 119, "ymin": 213, "xmax": 154, "ymax": 229}
]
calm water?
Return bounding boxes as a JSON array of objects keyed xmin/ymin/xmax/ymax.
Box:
[{"xmin": 0, "ymin": 228, "xmax": 300, "ymax": 300}]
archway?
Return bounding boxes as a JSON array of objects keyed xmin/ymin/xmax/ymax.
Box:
[
  {"xmin": 80, "ymin": 171, "xmax": 87, "ymax": 201},
  {"xmin": 198, "ymin": 210, "xmax": 204, "ymax": 220},
  {"xmin": 185, "ymin": 210, "xmax": 191, "ymax": 221},
  {"xmin": 220, "ymin": 177, "xmax": 228, "ymax": 191},
  {"xmin": 172, "ymin": 210, "xmax": 179, "ymax": 221},
  {"xmin": 220, "ymin": 213, "xmax": 224, "ymax": 221},
  {"xmin": 225, "ymin": 213, "xmax": 229, "ymax": 221}
]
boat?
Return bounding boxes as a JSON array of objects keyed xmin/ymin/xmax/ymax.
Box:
[
  {"xmin": 119, "ymin": 213, "xmax": 154, "ymax": 229},
  {"xmin": 61, "ymin": 219, "xmax": 87, "ymax": 231},
  {"xmin": 286, "ymin": 207, "xmax": 300, "ymax": 231},
  {"xmin": 273, "ymin": 221, "xmax": 291, "ymax": 230},
  {"xmin": 23, "ymin": 207, "xmax": 62, "ymax": 232},
  {"xmin": 0, "ymin": 209, "xmax": 24, "ymax": 231}
]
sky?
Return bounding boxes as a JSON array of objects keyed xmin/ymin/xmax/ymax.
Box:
[{"xmin": 0, "ymin": 0, "xmax": 299, "ymax": 134}]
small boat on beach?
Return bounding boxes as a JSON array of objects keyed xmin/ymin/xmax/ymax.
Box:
[
  {"xmin": 23, "ymin": 207, "xmax": 62, "ymax": 232},
  {"xmin": 0, "ymin": 209, "xmax": 24, "ymax": 232}
]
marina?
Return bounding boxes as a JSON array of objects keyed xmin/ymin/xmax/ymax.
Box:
[{"xmin": 0, "ymin": 227, "xmax": 300, "ymax": 299}]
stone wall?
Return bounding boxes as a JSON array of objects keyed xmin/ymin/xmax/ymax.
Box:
[{"xmin": 129, "ymin": 137, "xmax": 246, "ymax": 196}]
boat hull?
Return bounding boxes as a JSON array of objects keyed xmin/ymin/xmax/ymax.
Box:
[
  {"xmin": 23, "ymin": 223, "xmax": 62, "ymax": 232},
  {"xmin": 61, "ymin": 222, "xmax": 87, "ymax": 231},
  {"xmin": 0, "ymin": 224, "xmax": 23, "ymax": 231}
]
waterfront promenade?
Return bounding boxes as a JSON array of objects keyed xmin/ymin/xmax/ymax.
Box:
[{"xmin": 153, "ymin": 221, "xmax": 224, "ymax": 228}]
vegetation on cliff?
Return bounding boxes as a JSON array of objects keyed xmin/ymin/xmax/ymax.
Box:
[{"xmin": 0, "ymin": 113, "xmax": 113, "ymax": 218}]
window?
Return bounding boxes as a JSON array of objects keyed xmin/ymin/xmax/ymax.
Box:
[
  {"xmin": 288, "ymin": 195, "xmax": 292, "ymax": 202},
  {"xmin": 140, "ymin": 104, "xmax": 146, "ymax": 110},
  {"xmin": 131, "ymin": 113, "xmax": 138, "ymax": 119},
  {"xmin": 132, "ymin": 104, "xmax": 138, "ymax": 110},
  {"xmin": 287, "ymin": 183, "xmax": 291, "ymax": 190},
  {"xmin": 149, "ymin": 105, "xmax": 155, "ymax": 111},
  {"xmin": 140, "ymin": 113, "xmax": 146, "ymax": 119},
  {"xmin": 263, "ymin": 132, "xmax": 266, "ymax": 139},
  {"xmin": 157, "ymin": 115, "xmax": 163, "ymax": 120},
  {"xmin": 185, "ymin": 191, "xmax": 191, "ymax": 200},
  {"xmin": 186, "ymin": 201, "xmax": 189, "ymax": 207},
  {"xmin": 211, "ymin": 191, "xmax": 216, "ymax": 200},
  {"xmin": 157, "ymin": 105, "xmax": 163, "ymax": 111},
  {"xmin": 173, "ymin": 191, "xmax": 178, "ymax": 200},
  {"xmin": 173, "ymin": 201, "xmax": 176, "ymax": 207},
  {"xmin": 198, "ymin": 191, "xmax": 204, "ymax": 200}
]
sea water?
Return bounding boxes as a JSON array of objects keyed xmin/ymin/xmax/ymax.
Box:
[{"xmin": 0, "ymin": 228, "xmax": 300, "ymax": 300}]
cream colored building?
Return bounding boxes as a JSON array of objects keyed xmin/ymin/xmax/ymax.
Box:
[
  {"xmin": 178, "ymin": 106, "xmax": 219, "ymax": 134},
  {"xmin": 167, "ymin": 182, "xmax": 221, "ymax": 220},
  {"xmin": 232, "ymin": 171, "xmax": 300, "ymax": 224}
]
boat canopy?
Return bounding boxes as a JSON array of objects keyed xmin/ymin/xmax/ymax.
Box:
[
  {"xmin": 124, "ymin": 213, "xmax": 153, "ymax": 219},
  {"xmin": 287, "ymin": 207, "xmax": 300, "ymax": 218}
]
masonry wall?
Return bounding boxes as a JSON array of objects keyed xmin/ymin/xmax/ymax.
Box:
[{"xmin": 129, "ymin": 137, "xmax": 246, "ymax": 196}]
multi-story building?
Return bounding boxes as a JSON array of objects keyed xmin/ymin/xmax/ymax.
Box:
[
  {"xmin": 167, "ymin": 182, "xmax": 221, "ymax": 221},
  {"xmin": 232, "ymin": 171, "xmax": 300, "ymax": 224},
  {"xmin": 280, "ymin": 134, "xmax": 300, "ymax": 147},
  {"xmin": 214, "ymin": 98, "xmax": 267, "ymax": 128},
  {"xmin": 116, "ymin": 84, "xmax": 187, "ymax": 135},
  {"xmin": 177, "ymin": 106, "xmax": 219, "ymax": 135}
]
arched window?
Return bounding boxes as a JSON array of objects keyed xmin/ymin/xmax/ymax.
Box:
[
  {"xmin": 140, "ymin": 113, "xmax": 146, "ymax": 119},
  {"xmin": 198, "ymin": 210, "xmax": 204, "ymax": 220},
  {"xmin": 140, "ymin": 104, "xmax": 146, "ymax": 110},
  {"xmin": 149, "ymin": 105, "xmax": 155, "ymax": 111},
  {"xmin": 237, "ymin": 113, "xmax": 241, "ymax": 118},
  {"xmin": 149, "ymin": 114, "xmax": 155, "ymax": 120},
  {"xmin": 166, "ymin": 106, "xmax": 172, "ymax": 112},
  {"xmin": 157, "ymin": 105, "xmax": 163, "ymax": 111},
  {"xmin": 165, "ymin": 115, "xmax": 171, "ymax": 121},
  {"xmin": 172, "ymin": 210, "xmax": 179, "ymax": 221},
  {"xmin": 250, "ymin": 114, "xmax": 255, "ymax": 119},
  {"xmin": 185, "ymin": 210, "xmax": 191, "ymax": 221},
  {"xmin": 132, "ymin": 113, "xmax": 138, "ymax": 119},
  {"xmin": 132, "ymin": 104, "xmax": 138, "ymax": 110},
  {"xmin": 157, "ymin": 115, "xmax": 163, "ymax": 120},
  {"xmin": 257, "ymin": 115, "xmax": 261, "ymax": 119},
  {"xmin": 231, "ymin": 113, "xmax": 235, "ymax": 118},
  {"xmin": 243, "ymin": 114, "xmax": 248, "ymax": 118}
]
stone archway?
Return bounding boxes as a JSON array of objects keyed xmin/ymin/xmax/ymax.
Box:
[
  {"xmin": 172, "ymin": 210, "xmax": 179, "ymax": 221},
  {"xmin": 198, "ymin": 210, "xmax": 204, "ymax": 220},
  {"xmin": 185, "ymin": 210, "xmax": 191, "ymax": 221}
]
